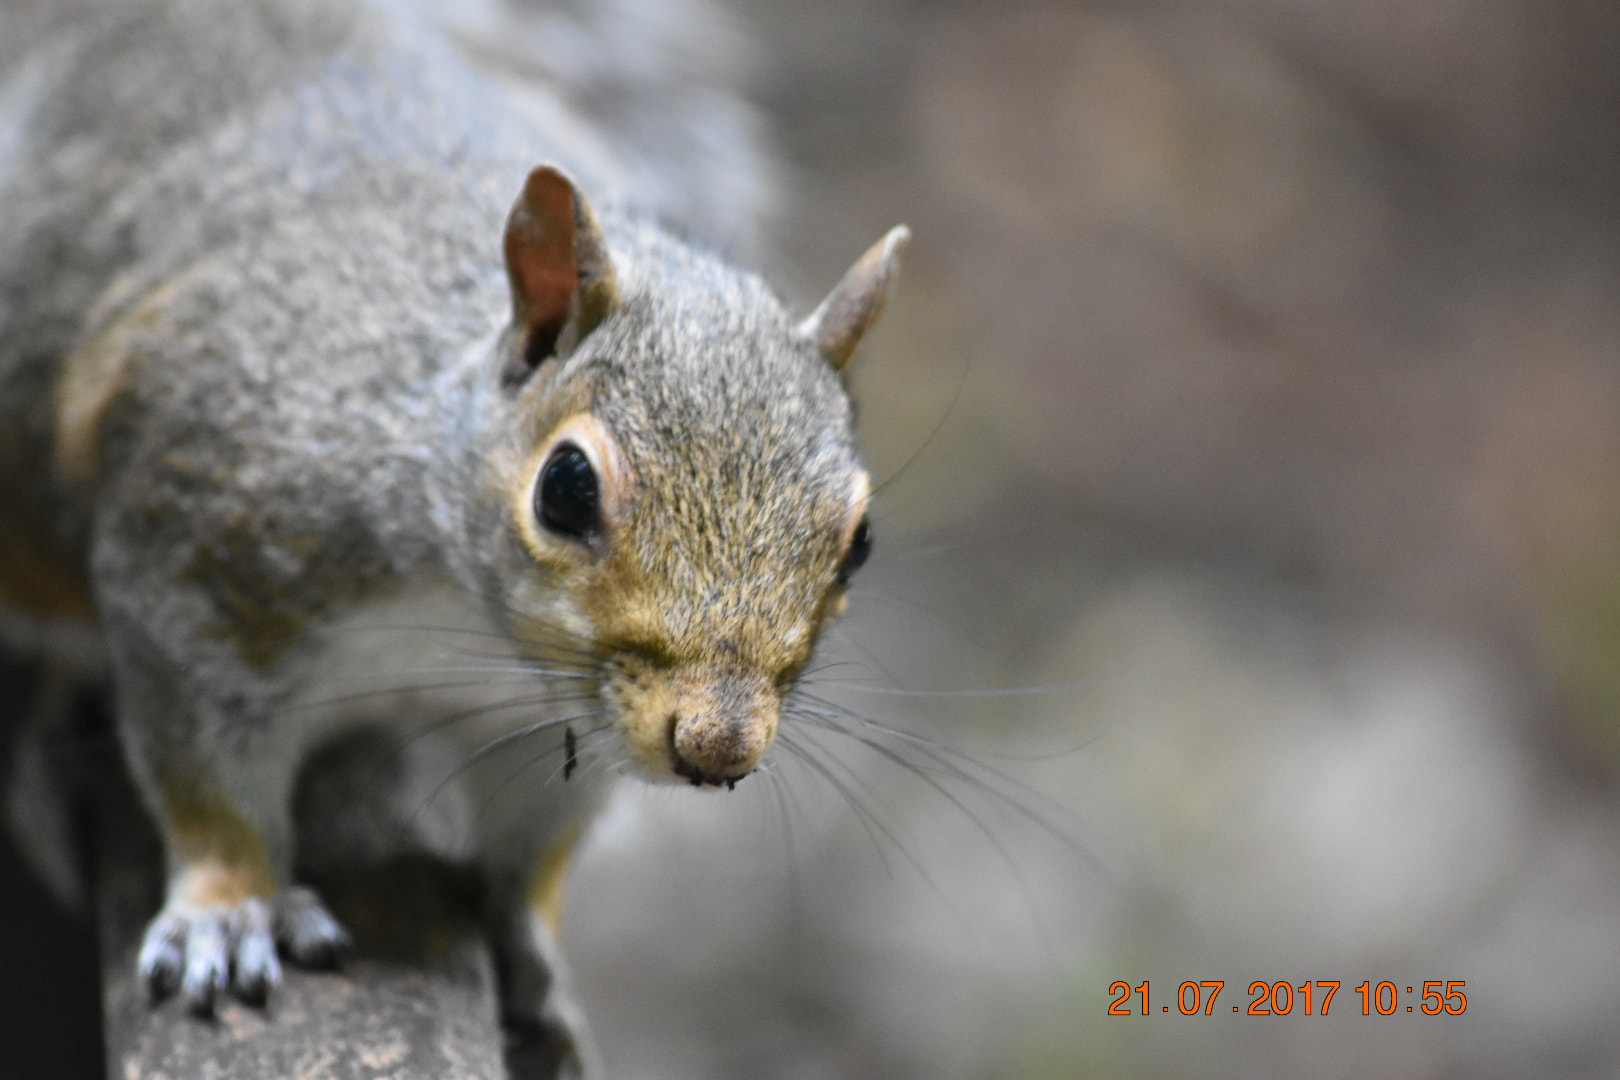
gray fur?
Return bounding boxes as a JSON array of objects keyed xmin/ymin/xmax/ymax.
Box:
[{"xmin": 0, "ymin": 0, "xmax": 884, "ymax": 1067}]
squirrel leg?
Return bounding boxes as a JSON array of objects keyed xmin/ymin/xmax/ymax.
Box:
[
  {"xmin": 133, "ymin": 774, "xmax": 352, "ymax": 1014},
  {"xmin": 106, "ymin": 642, "xmax": 351, "ymax": 1013},
  {"xmin": 489, "ymin": 826, "xmax": 598, "ymax": 1080}
]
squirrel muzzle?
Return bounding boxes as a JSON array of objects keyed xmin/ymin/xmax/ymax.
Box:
[{"xmin": 665, "ymin": 672, "xmax": 778, "ymax": 787}]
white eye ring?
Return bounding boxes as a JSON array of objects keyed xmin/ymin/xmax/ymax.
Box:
[{"xmin": 515, "ymin": 412, "xmax": 631, "ymax": 560}]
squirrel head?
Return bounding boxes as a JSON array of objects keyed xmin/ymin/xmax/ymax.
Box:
[{"xmin": 483, "ymin": 166, "xmax": 906, "ymax": 788}]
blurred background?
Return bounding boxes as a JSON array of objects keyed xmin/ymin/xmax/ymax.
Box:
[
  {"xmin": 6, "ymin": 0, "xmax": 1620, "ymax": 1077},
  {"xmin": 562, "ymin": 1, "xmax": 1620, "ymax": 1077}
]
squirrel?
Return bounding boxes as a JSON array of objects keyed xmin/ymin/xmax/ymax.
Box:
[{"xmin": 0, "ymin": 0, "xmax": 907, "ymax": 1073}]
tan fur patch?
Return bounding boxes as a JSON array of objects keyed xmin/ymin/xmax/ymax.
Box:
[
  {"xmin": 55, "ymin": 278, "xmax": 183, "ymax": 487},
  {"xmin": 526, "ymin": 824, "xmax": 582, "ymax": 937},
  {"xmin": 171, "ymin": 859, "xmax": 277, "ymax": 908},
  {"xmin": 0, "ymin": 278, "xmax": 185, "ymax": 620},
  {"xmin": 605, "ymin": 663, "xmax": 679, "ymax": 778},
  {"xmin": 160, "ymin": 775, "xmax": 278, "ymax": 902}
]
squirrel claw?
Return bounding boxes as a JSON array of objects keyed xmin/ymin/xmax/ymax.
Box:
[{"xmin": 138, "ymin": 890, "xmax": 350, "ymax": 1013}]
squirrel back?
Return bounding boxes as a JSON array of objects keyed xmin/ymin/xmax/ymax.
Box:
[{"xmin": 0, "ymin": 0, "xmax": 772, "ymax": 632}]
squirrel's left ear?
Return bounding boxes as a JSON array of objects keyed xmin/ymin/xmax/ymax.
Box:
[
  {"xmin": 503, "ymin": 166, "xmax": 621, "ymax": 381},
  {"xmin": 799, "ymin": 225, "xmax": 910, "ymax": 371}
]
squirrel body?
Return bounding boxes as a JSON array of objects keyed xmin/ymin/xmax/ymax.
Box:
[{"xmin": 0, "ymin": 0, "xmax": 906, "ymax": 1070}]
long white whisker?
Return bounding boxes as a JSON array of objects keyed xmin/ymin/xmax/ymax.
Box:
[
  {"xmin": 788, "ymin": 694, "xmax": 1100, "ymax": 872},
  {"xmin": 287, "ymin": 675, "xmax": 597, "ymax": 715},
  {"xmin": 807, "ymin": 680, "xmax": 1073, "ymax": 700},
  {"xmin": 778, "ymin": 727, "xmax": 976, "ymax": 929}
]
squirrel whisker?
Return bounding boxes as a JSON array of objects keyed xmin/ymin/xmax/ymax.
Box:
[
  {"xmin": 422, "ymin": 709, "xmax": 612, "ymax": 837},
  {"xmin": 337, "ymin": 618, "xmax": 607, "ymax": 669},
  {"xmin": 772, "ymin": 728, "xmax": 978, "ymax": 931},
  {"xmin": 865, "ymin": 349, "xmax": 972, "ymax": 502},
  {"xmin": 784, "ymin": 709, "xmax": 1067, "ymax": 939},
  {"xmin": 807, "ymin": 680, "xmax": 1075, "ymax": 700},
  {"xmin": 459, "ymin": 717, "xmax": 618, "ymax": 845},
  {"xmin": 361, "ymin": 685, "xmax": 604, "ymax": 794},
  {"xmin": 786, "ymin": 694, "xmax": 1099, "ymax": 872},
  {"xmin": 286, "ymin": 675, "xmax": 599, "ymax": 716}
]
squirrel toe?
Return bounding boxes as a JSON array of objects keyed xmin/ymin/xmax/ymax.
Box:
[
  {"xmin": 136, "ymin": 910, "xmax": 187, "ymax": 1001},
  {"xmin": 232, "ymin": 897, "xmax": 282, "ymax": 1005},
  {"xmin": 273, "ymin": 885, "xmax": 353, "ymax": 968},
  {"xmin": 178, "ymin": 910, "xmax": 231, "ymax": 1015}
]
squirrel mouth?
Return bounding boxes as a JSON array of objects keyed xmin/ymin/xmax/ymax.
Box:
[{"xmin": 671, "ymin": 760, "xmax": 743, "ymax": 791}]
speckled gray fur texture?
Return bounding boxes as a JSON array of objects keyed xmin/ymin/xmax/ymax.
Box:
[{"xmin": 0, "ymin": 0, "xmax": 879, "ymax": 1074}]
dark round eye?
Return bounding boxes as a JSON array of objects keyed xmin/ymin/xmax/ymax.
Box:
[
  {"xmin": 535, "ymin": 443, "xmax": 601, "ymax": 540},
  {"xmin": 836, "ymin": 514, "xmax": 872, "ymax": 585}
]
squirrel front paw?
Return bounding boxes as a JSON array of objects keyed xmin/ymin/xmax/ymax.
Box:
[{"xmin": 137, "ymin": 885, "xmax": 352, "ymax": 1014}]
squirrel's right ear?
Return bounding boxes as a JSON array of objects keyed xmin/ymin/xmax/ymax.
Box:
[
  {"xmin": 502, "ymin": 166, "xmax": 621, "ymax": 383},
  {"xmin": 799, "ymin": 225, "xmax": 910, "ymax": 371}
]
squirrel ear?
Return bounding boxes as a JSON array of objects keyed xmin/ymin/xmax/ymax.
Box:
[
  {"xmin": 503, "ymin": 166, "xmax": 621, "ymax": 379},
  {"xmin": 798, "ymin": 225, "xmax": 910, "ymax": 371}
]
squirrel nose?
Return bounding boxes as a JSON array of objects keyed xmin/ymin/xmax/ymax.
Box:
[{"xmin": 667, "ymin": 710, "xmax": 768, "ymax": 786}]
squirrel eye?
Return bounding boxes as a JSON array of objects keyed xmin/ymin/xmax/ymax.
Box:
[
  {"xmin": 836, "ymin": 514, "xmax": 872, "ymax": 585},
  {"xmin": 536, "ymin": 443, "xmax": 601, "ymax": 540}
]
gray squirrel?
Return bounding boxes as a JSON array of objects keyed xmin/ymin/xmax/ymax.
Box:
[{"xmin": 0, "ymin": 0, "xmax": 906, "ymax": 1073}]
